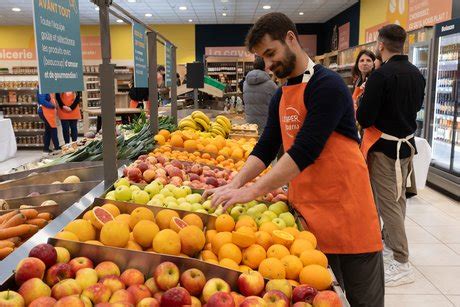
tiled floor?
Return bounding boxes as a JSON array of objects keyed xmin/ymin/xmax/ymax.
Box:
[{"xmin": 1, "ymin": 151, "xmax": 460, "ymax": 306}]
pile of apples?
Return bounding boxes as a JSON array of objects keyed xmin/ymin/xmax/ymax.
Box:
[
  {"xmin": 0, "ymin": 243, "xmax": 342, "ymax": 307},
  {"xmin": 229, "ymin": 201, "xmax": 296, "ymax": 229}
]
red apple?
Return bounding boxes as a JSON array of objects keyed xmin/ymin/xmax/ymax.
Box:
[
  {"xmin": 312, "ymin": 290, "xmax": 341, "ymax": 307},
  {"xmin": 95, "ymin": 261, "xmax": 121, "ymax": 279},
  {"xmin": 293, "ymin": 303, "xmax": 313, "ymax": 307},
  {"xmin": 293, "ymin": 285, "xmax": 318, "ymax": 304},
  {"xmin": 237, "ymin": 270, "xmax": 264, "ymax": 297},
  {"xmin": 110, "ymin": 301, "xmax": 136, "ymax": 307},
  {"xmin": 154, "ymin": 262, "xmax": 179, "ymax": 291},
  {"xmin": 46, "ymin": 263, "xmax": 74, "ymax": 286},
  {"xmin": 82, "ymin": 283, "xmax": 112, "ymax": 304},
  {"xmin": 99, "ymin": 275, "xmax": 125, "ymax": 292},
  {"xmin": 128, "ymin": 168, "xmax": 143, "ymax": 182},
  {"xmin": 54, "ymin": 295, "xmax": 85, "ymax": 307},
  {"xmin": 263, "ymin": 290, "xmax": 290, "ymax": 306},
  {"xmin": 191, "ymin": 296, "xmax": 202, "ymax": 307},
  {"xmin": 143, "ymin": 169, "xmax": 157, "ymax": 183},
  {"xmin": 180, "ymin": 268, "xmax": 206, "ymax": 296},
  {"xmin": 138, "ymin": 162, "xmax": 150, "ymax": 173},
  {"xmin": 207, "ymin": 292, "xmax": 235, "ymax": 307},
  {"xmin": 202, "ymin": 278, "xmax": 231, "ymax": 303},
  {"xmin": 137, "ymin": 297, "xmax": 160, "ymax": 307},
  {"xmin": 154, "ymin": 291, "xmax": 164, "ymax": 302},
  {"xmin": 109, "ymin": 289, "xmax": 136, "ymax": 305},
  {"xmin": 240, "ymin": 296, "xmax": 267, "ymax": 307},
  {"xmin": 28, "ymin": 244, "xmax": 57, "ymax": 268},
  {"xmin": 69, "ymin": 257, "xmax": 94, "ymax": 274},
  {"xmin": 120, "ymin": 268, "xmax": 145, "ymax": 287},
  {"xmin": 230, "ymin": 292, "xmax": 245, "ymax": 306},
  {"xmin": 15, "ymin": 257, "xmax": 46, "ymax": 286},
  {"xmin": 18, "ymin": 277, "xmax": 51, "ymax": 305},
  {"xmin": 127, "ymin": 284, "xmax": 151, "ymax": 304},
  {"xmin": 29, "ymin": 296, "xmax": 57, "ymax": 307},
  {"xmin": 0, "ymin": 290, "xmax": 24, "ymax": 306},
  {"xmin": 160, "ymin": 287, "xmax": 191, "ymax": 307},
  {"xmin": 145, "ymin": 277, "xmax": 160, "ymax": 295},
  {"xmin": 51, "ymin": 279, "xmax": 82, "ymax": 300}
]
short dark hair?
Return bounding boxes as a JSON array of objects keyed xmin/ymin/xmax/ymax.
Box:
[
  {"xmin": 378, "ymin": 24, "xmax": 406, "ymax": 53},
  {"xmin": 245, "ymin": 12, "xmax": 299, "ymax": 52},
  {"xmin": 352, "ymin": 49, "xmax": 376, "ymax": 80},
  {"xmin": 157, "ymin": 65, "xmax": 165, "ymax": 72},
  {"xmin": 253, "ymin": 56, "xmax": 266, "ymax": 70}
]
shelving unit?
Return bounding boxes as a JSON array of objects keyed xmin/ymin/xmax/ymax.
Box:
[{"xmin": 204, "ymin": 56, "xmax": 255, "ymax": 93}]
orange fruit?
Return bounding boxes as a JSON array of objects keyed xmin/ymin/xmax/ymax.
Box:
[
  {"xmin": 156, "ymin": 209, "xmax": 180, "ymax": 230},
  {"xmin": 202, "ymin": 153, "xmax": 211, "ymax": 160},
  {"xmin": 181, "ymin": 130, "xmax": 197, "ymax": 141},
  {"xmin": 152, "ymin": 229, "xmax": 181, "ymax": 255},
  {"xmin": 219, "ymin": 258, "xmax": 239, "ymax": 271},
  {"xmin": 64, "ymin": 219, "xmax": 96, "ymax": 242},
  {"xmin": 235, "ymin": 216, "xmax": 257, "ymax": 232},
  {"xmin": 266, "ymin": 244, "xmax": 290, "ymax": 260},
  {"xmin": 197, "ymin": 144, "xmax": 205, "ymax": 152},
  {"xmin": 290, "ymin": 239, "xmax": 314, "ymax": 257},
  {"xmin": 83, "ymin": 211, "xmax": 92, "ymax": 221},
  {"xmin": 115, "ymin": 214, "xmax": 131, "ymax": 227},
  {"xmin": 169, "ymin": 217, "xmax": 188, "ymax": 233},
  {"xmin": 218, "ymin": 243, "xmax": 242, "ymax": 264},
  {"xmin": 170, "ymin": 135, "xmax": 184, "ymax": 147},
  {"xmin": 281, "ymin": 255, "xmax": 303, "ymax": 280},
  {"xmin": 205, "ymin": 242, "xmax": 212, "ymax": 250},
  {"xmin": 206, "ymin": 229, "xmax": 217, "ymax": 243},
  {"xmin": 288, "ymin": 280, "xmax": 300, "ymax": 287},
  {"xmin": 255, "ymin": 231, "xmax": 273, "ymax": 251},
  {"xmin": 271, "ymin": 230, "xmax": 295, "ymax": 247},
  {"xmin": 259, "ymin": 221, "xmax": 280, "ymax": 234},
  {"xmin": 129, "ymin": 232, "xmax": 135, "ymax": 241},
  {"xmin": 283, "ymin": 227, "xmax": 300, "ymax": 238},
  {"xmin": 231, "ymin": 148, "xmax": 244, "ymax": 161},
  {"xmin": 132, "ymin": 220, "xmax": 159, "ymax": 248},
  {"xmin": 183, "ymin": 214, "xmax": 204, "ymax": 229},
  {"xmin": 101, "ymin": 203, "xmax": 121, "ymax": 217},
  {"xmin": 125, "ymin": 240, "xmax": 142, "ymax": 251},
  {"xmin": 201, "ymin": 250, "xmax": 218, "ymax": 261},
  {"xmin": 205, "ymin": 259, "xmax": 219, "ymax": 265},
  {"xmin": 296, "ymin": 231, "xmax": 317, "ymax": 249},
  {"xmin": 100, "ymin": 221, "xmax": 130, "ymax": 247},
  {"xmin": 184, "ymin": 140, "xmax": 197, "ymax": 152},
  {"xmin": 215, "ymin": 214, "xmax": 235, "ymax": 232},
  {"xmin": 299, "ymin": 250, "xmax": 328, "ymax": 268},
  {"xmin": 299, "ymin": 265, "xmax": 333, "ymax": 290},
  {"xmin": 85, "ymin": 240, "xmax": 104, "ymax": 246},
  {"xmin": 204, "ymin": 144, "xmax": 218, "ymax": 155},
  {"xmin": 232, "ymin": 226, "xmax": 256, "ymax": 248},
  {"xmin": 218, "ymin": 148, "xmax": 230, "ymax": 158},
  {"xmin": 158, "ymin": 129, "xmax": 171, "ymax": 140},
  {"xmin": 129, "ymin": 207, "xmax": 155, "ymax": 230},
  {"xmin": 242, "ymin": 244, "xmax": 266, "ymax": 269},
  {"xmin": 258, "ymin": 258, "xmax": 286, "ymax": 279},
  {"xmin": 154, "ymin": 134, "xmax": 166, "ymax": 145},
  {"xmin": 239, "ymin": 265, "xmax": 252, "ymax": 273},
  {"xmin": 179, "ymin": 225, "xmax": 206, "ymax": 257},
  {"xmin": 211, "ymin": 232, "xmax": 232, "ymax": 255},
  {"xmin": 87, "ymin": 207, "xmax": 114, "ymax": 230},
  {"xmin": 216, "ymin": 155, "xmax": 225, "ymax": 163},
  {"xmin": 55, "ymin": 231, "xmax": 79, "ymax": 241}
]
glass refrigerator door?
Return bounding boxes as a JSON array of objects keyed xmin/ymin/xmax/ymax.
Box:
[
  {"xmin": 410, "ymin": 43, "xmax": 430, "ymax": 137},
  {"xmin": 431, "ymin": 33, "xmax": 459, "ymax": 172}
]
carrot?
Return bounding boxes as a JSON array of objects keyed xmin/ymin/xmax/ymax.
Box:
[
  {"xmin": 0, "ymin": 224, "xmax": 34, "ymax": 240},
  {"xmin": 1, "ymin": 214, "xmax": 26, "ymax": 229},
  {"xmin": 26, "ymin": 218, "xmax": 48, "ymax": 228},
  {"xmin": 19, "ymin": 209, "xmax": 38, "ymax": 219},
  {"xmin": 36, "ymin": 212, "xmax": 53, "ymax": 221},
  {"xmin": 5, "ymin": 237, "xmax": 21, "ymax": 245},
  {"xmin": 0, "ymin": 247, "xmax": 14, "ymax": 259},
  {"xmin": 0, "ymin": 240, "xmax": 15, "ymax": 248},
  {"xmin": 20, "ymin": 225, "xmax": 39, "ymax": 241},
  {"xmin": 0, "ymin": 210, "xmax": 19, "ymax": 224}
]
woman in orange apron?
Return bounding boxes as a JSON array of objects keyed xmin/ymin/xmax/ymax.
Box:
[
  {"xmin": 351, "ymin": 50, "xmax": 376, "ymax": 113},
  {"xmin": 37, "ymin": 91, "xmax": 60, "ymax": 153},
  {"xmin": 56, "ymin": 92, "xmax": 81, "ymax": 144}
]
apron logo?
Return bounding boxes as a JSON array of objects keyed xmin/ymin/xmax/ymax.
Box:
[{"xmin": 283, "ymin": 106, "xmax": 301, "ymax": 138}]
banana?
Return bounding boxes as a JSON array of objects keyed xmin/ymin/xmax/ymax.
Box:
[
  {"xmin": 194, "ymin": 118, "xmax": 210, "ymax": 131},
  {"xmin": 179, "ymin": 119, "xmax": 198, "ymax": 130},
  {"xmin": 215, "ymin": 120, "xmax": 231, "ymax": 133},
  {"xmin": 211, "ymin": 128, "xmax": 225, "ymax": 137},
  {"xmin": 216, "ymin": 115, "xmax": 231, "ymax": 130},
  {"xmin": 211, "ymin": 124, "xmax": 227, "ymax": 137},
  {"xmin": 192, "ymin": 111, "xmax": 211, "ymax": 124}
]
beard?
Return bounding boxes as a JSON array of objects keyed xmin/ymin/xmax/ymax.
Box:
[
  {"xmin": 375, "ymin": 48, "xmax": 382, "ymax": 61},
  {"xmin": 270, "ymin": 46, "xmax": 297, "ymax": 79}
]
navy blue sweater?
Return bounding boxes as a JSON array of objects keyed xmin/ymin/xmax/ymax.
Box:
[{"xmin": 251, "ymin": 65, "xmax": 359, "ymax": 171}]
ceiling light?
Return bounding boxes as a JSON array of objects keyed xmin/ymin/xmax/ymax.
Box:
[
  {"xmin": 145, "ymin": 13, "xmax": 152, "ymax": 17},
  {"xmin": 263, "ymin": 5, "xmax": 271, "ymax": 9},
  {"xmin": 127, "ymin": 0, "xmax": 136, "ymax": 2},
  {"xmin": 222, "ymin": 12, "xmax": 227, "ymax": 16},
  {"xmin": 188, "ymin": 19, "xmax": 193, "ymax": 22},
  {"xmin": 12, "ymin": 7, "xmax": 21, "ymax": 12},
  {"xmin": 299, "ymin": 12, "xmax": 304, "ymax": 15},
  {"xmin": 95, "ymin": 7, "xmax": 100, "ymax": 11},
  {"xmin": 179, "ymin": 6, "xmax": 187, "ymax": 10},
  {"xmin": 116, "ymin": 19, "xmax": 123, "ymax": 23}
]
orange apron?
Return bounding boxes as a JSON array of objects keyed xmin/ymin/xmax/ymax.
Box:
[
  {"xmin": 57, "ymin": 92, "xmax": 81, "ymax": 120},
  {"xmin": 352, "ymin": 86, "xmax": 364, "ymax": 113},
  {"xmin": 41, "ymin": 94, "xmax": 57, "ymax": 128},
  {"xmin": 129, "ymin": 100, "xmax": 139, "ymax": 108},
  {"xmin": 280, "ymin": 77, "xmax": 382, "ymax": 254}
]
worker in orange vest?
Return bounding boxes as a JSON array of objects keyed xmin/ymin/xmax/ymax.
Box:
[
  {"xmin": 56, "ymin": 92, "xmax": 81, "ymax": 144},
  {"xmin": 37, "ymin": 91, "xmax": 60, "ymax": 153}
]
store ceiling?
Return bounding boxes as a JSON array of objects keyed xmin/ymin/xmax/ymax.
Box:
[{"xmin": 0, "ymin": 0, "xmax": 358, "ymax": 25}]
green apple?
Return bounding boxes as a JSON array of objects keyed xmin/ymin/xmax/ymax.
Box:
[
  {"xmin": 173, "ymin": 187, "xmax": 188, "ymax": 199},
  {"xmin": 114, "ymin": 177, "xmax": 130, "ymax": 188},
  {"xmin": 243, "ymin": 200, "xmax": 258, "ymax": 209},
  {"xmin": 262, "ymin": 210, "xmax": 278, "ymax": 221},
  {"xmin": 272, "ymin": 218, "xmax": 287, "ymax": 229},
  {"xmin": 279, "ymin": 212, "xmax": 295, "ymax": 227},
  {"xmin": 114, "ymin": 185, "xmax": 132, "ymax": 201},
  {"xmin": 177, "ymin": 198, "xmax": 187, "ymax": 204},
  {"xmin": 165, "ymin": 184, "xmax": 177, "ymax": 192},
  {"xmin": 132, "ymin": 190, "xmax": 150, "ymax": 204},
  {"xmin": 153, "ymin": 180, "xmax": 164, "ymax": 189},
  {"xmin": 237, "ymin": 214, "xmax": 251, "ymax": 221},
  {"xmin": 105, "ymin": 191, "xmax": 116, "ymax": 200},
  {"xmin": 178, "ymin": 202, "xmax": 192, "ymax": 211},
  {"xmin": 195, "ymin": 209, "xmax": 208, "ymax": 214},
  {"xmin": 164, "ymin": 196, "xmax": 178, "ymax": 204},
  {"xmin": 214, "ymin": 206, "xmax": 224, "ymax": 215},
  {"xmin": 147, "ymin": 198, "xmax": 164, "ymax": 207},
  {"xmin": 144, "ymin": 182, "xmax": 162, "ymax": 197},
  {"xmin": 230, "ymin": 206, "xmax": 245, "ymax": 220},
  {"xmin": 191, "ymin": 203, "xmax": 203, "ymax": 211},
  {"xmin": 153, "ymin": 193, "xmax": 165, "ymax": 200},
  {"xmin": 269, "ymin": 201, "xmax": 289, "ymax": 215},
  {"xmin": 166, "ymin": 202, "xmax": 179, "ymax": 209},
  {"xmin": 130, "ymin": 185, "xmax": 141, "ymax": 192},
  {"xmin": 255, "ymin": 215, "xmax": 271, "ymax": 226},
  {"xmin": 160, "ymin": 188, "xmax": 173, "ymax": 197},
  {"xmin": 185, "ymin": 193, "xmax": 202, "ymax": 204},
  {"xmin": 181, "ymin": 185, "xmax": 192, "ymax": 195},
  {"xmin": 247, "ymin": 204, "xmax": 268, "ymax": 217}
]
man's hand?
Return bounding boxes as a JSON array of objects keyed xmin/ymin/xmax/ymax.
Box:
[
  {"xmin": 63, "ymin": 106, "xmax": 72, "ymax": 112},
  {"xmin": 206, "ymin": 186, "xmax": 258, "ymax": 212}
]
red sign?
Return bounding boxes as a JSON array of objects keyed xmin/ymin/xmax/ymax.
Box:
[
  {"xmin": 298, "ymin": 35, "xmax": 317, "ymax": 56},
  {"xmin": 338, "ymin": 23, "xmax": 350, "ymax": 50},
  {"xmin": 0, "ymin": 48, "xmax": 36, "ymax": 61},
  {"xmin": 205, "ymin": 47, "xmax": 254, "ymax": 60},
  {"xmin": 81, "ymin": 36, "xmax": 101, "ymax": 60},
  {"xmin": 408, "ymin": 0, "xmax": 452, "ymax": 30}
]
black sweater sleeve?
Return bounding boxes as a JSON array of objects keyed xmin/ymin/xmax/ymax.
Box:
[
  {"xmin": 55, "ymin": 93, "xmax": 64, "ymax": 109},
  {"xmin": 69, "ymin": 92, "xmax": 80, "ymax": 110},
  {"xmin": 356, "ymin": 71, "xmax": 385, "ymax": 128}
]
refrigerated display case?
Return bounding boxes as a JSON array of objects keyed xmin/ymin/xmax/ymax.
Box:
[{"xmin": 427, "ymin": 18, "xmax": 460, "ymax": 199}]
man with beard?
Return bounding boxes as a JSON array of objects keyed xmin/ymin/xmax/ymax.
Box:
[
  {"xmin": 357, "ymin": 25, "xmax": 425, "ymax": 287},
  {"xmin": 204, "ymin": 13, "xmax": 384, "ymax": 306}
]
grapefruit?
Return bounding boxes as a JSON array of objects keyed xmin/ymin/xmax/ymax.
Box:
[
  {"xmin": 170, "ymin": 217, "xmax": 188, "ymax": 233},
  {"xmin": 89, "ymin": 206, "xmax": 114, "ymax": 230}
]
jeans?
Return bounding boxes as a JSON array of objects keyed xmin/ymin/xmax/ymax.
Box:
[
  {"xmin": 38, "ymin": 111, "xmax": 60, "ymax": 152},
  {"xmin": 61, "ymin": 119, "xmax": 78, "ymax": 144}
]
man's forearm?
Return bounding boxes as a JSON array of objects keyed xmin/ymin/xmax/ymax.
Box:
[{"xmin": 230, "ymin": 155, "xmax": 267, "ymax": 188}]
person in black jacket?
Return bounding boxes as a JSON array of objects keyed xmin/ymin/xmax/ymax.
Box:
[{"xmin": 357, "ymin": 24, "xmax": 425, "ymax": 287}]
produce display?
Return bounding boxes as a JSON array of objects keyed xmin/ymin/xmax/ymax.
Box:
[
  {"xmin": 0, "ymin": 244, "xmax": 341, "ymax": 306},
  {"xmin": 0, "ymin": 209, "xmax": 54, "ymax": 260},
  {"xmin": 178, "ymin": 111, "xmax": 232, "ymax": 138}
]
